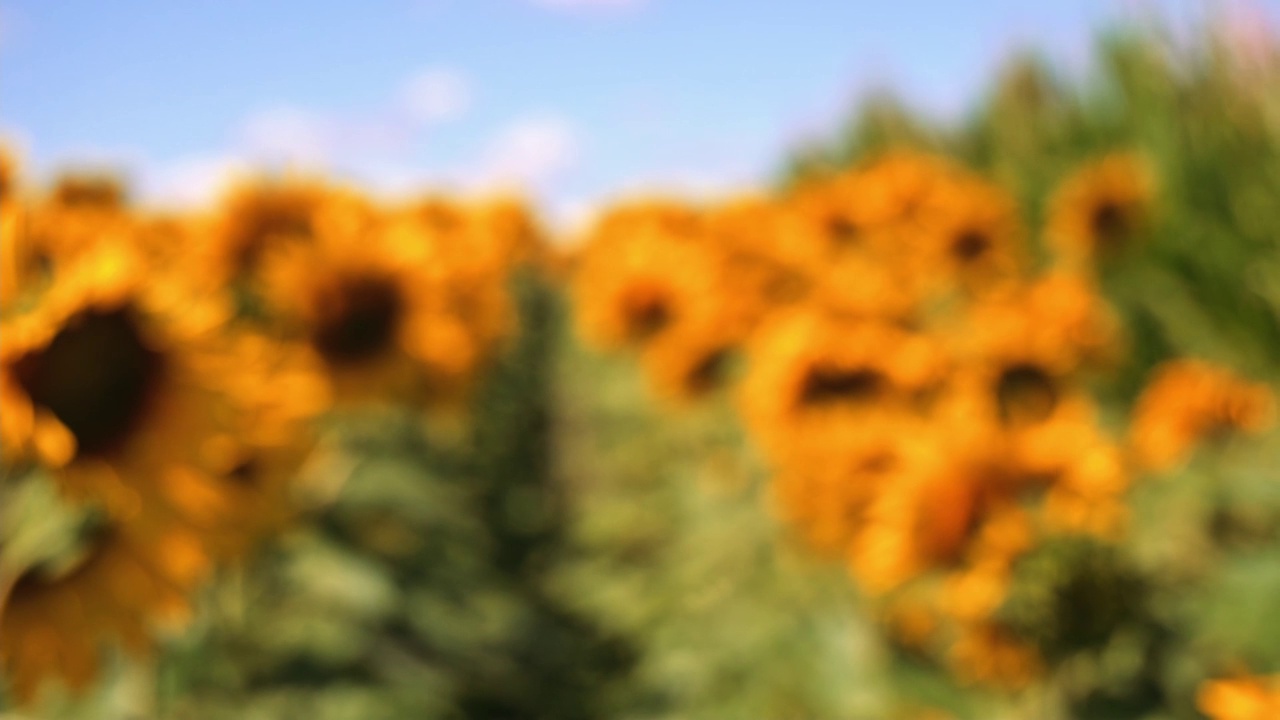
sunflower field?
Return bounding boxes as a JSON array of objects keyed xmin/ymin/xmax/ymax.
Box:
[{"xmin": 3, "ymin": 22, "xmax": 1280, "ymax": 720}]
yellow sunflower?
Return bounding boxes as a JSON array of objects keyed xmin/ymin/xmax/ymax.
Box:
[
  {"xmin": 784, "ymin": 151, "xmax": 953, "ymax": 268},
  {"xmin": 911, "ymin": 174, "xmax": 1025, "ymax": 294},
  {"xmin": 770, "ymin": 419, "xmax": 916, "ymax": 556},
  {"xmin": 739, "ymin": 307, "xmax": 949, "ymax": 461},
  {"xmin": 473, "ymin": 195, "xmax": 552, "ymax": 274},
  {"xmin": 1129, "ymin": 359, "xmax": 1275, "ymax": 472},
  {"xmin": 572, "ymin": 209, "xmax": 726, "ymax": 352},
  {"xmin": 397, "ymin": 196, "xmax": 520, "ymax": 357},
  {"xmin": 849, "ymin": 430, "xmax": 1021, "ymax": 594},
  {"xmin": 951, "ymin": 271, "xmax": 1120, "ymax": 375},
  {"xmin": 1197, "ymin": 675, "xmax": 1280, "ymax": 720},
  {"xmin": 203, "ymin": 177, "xmax": 365, "ymax": 287},
  {"xmin": 260, "ymin": 207, "xmax": 504, "ymax": 408},
  {"xmin": 1047, "ymin": 152, "xmax": 1154, "ymax": 265},
  {"xmin": 705, "ymin": 196, "xmax": 820, "ymax": 324},
  {"xmin": 0, "ymin": 243, "xmax": 323, "ymax": 548},
  {"xmin": 1041, "ymin": 437, "xmax": 1131, "ymax": 538},
  {"xmin": 1, "ymin": 148, "xmax": 31, "ymax": 308},
  {"xmin": 638, "ymin": 314, "xmax": 745, "ymax": 405},
  {"xmin": 0, "ymin": 515, "xmax": 208, "ymax": 703},
  {"xmin": 18, "ymin": 172, "xmax": 135, "ymax": 287}
]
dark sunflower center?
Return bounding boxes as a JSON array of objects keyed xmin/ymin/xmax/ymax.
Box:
[
  {"xmin": 311, "ymin": 275, "xmax": 405, "ymax": 364},
  {"xmin": 826, "ymin": 215, "xmax": 860, "ymax": 247},
  {"xmin": 952, "ymin": 229, "xmax": 992, "ymax": 262},
  {"xmin": 1090, "ymin": 201, "xmax": 1130, "ymax": 245},
  {"xmin": 996, "ymin": 363, "xmax": 1058, "ymax": 426},
  {"xmin": 625, "ymin": 294, "xmax": 672, "ymax": 341},
  {"xmin": 11, "ymin": 306, "xmax": 163, "ymax": 458},
  {"xmin": 799, "ymin": 365, "xmax": 887, "ymax": 407}
]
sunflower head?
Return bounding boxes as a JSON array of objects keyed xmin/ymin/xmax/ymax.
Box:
[
  {"xmin": 307, "ymin": 271, "xmax": 406, "ymax": 366},
  {"xmin": 1048, "ymin": 153, "xmax": 1154, "ymax": 265},
  {"xmin": 572, "ymin": 213, "xmax": 724, "ymax": 352},
  {"xmin": 210, "ymin": 179, "xmax": 345, "ymax": 283},
  {"xmin": 0, "ymin": 520, "xmax": 204, "ymax": 703},
  {"xmin": 1130, "ymin": 359, "xmax": 1275, "ymax": 472},
  {"xmin": 914, "ymin": 175, "xmax": 1025, "ymax": 293},
  {"xmin": 50, "ymin": 173, "xmax": 128, "ymax": 212},
  {"xmin": 8, "ymin": 304, "xmax": 165, "ymax": 461}
]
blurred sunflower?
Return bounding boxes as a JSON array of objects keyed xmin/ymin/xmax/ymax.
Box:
[
  {"xmin": 912, "ymin": 175, "xmax": 1025, "ymax": 294},
  {"xmin": 1197, "ymin": 675, "xmax": 1280, "ymax": 720},
  {"xmin": 850, "ymin": 433, "xmax": 1021, "ymax": 593},
  {"xmin": 785, "ymin": 152, "xmax": 952, "ymax": 265},
  {"xmin": 0, "ymin": 516, "xmax": 207, "ymax": 703},
  {"xmin": 1129, "ymin": 359, "xmax": 1275, "ymax": 472},
  {"xmin": 20, "ymin": 173, "xmax": 134, "ymax": 283},
  {"xmin": 0, "ymin": 244, "xmax": 321, "ymax": 544},
  {"xmin": 572, "ymin": 210, "xmax": 726, "ymax": 352},
  {"xmin": 1047, "ymin": 152, "xmax": 1154, "ymax": 265},
  {"xmin": 638, "ymin": 316, "xmax": 745, "ymax": 405},
  {"xmin": 398, "ymin": 196, "xmax": 519, "ymax": 359},
  {"xmin": 705, "ymin": 196, "xmax": 820, "ymax": 323},
  {"xmin": 0, "ymin": 147, "xmax": 30, "ymax": 308},
  {"xmin": 260, "ymin": 208, "xmax": 501, "ymax": 407},
  {"xmin": 739, "ymin": 308, "xmax": 949, "ymax": 461},
  {"xmin": 771, "ymin": 421, "xmax": 915, "ymax": 555},
  {"xmin": 473, "ymin": 195, "xmax": 552, "ymax": 274},
  {"xmin": 203, "ymin": 177, "xmax": 361, "ymax": 287},
  {"xmin": 951, "ymin": 271, "xmax": 1120, "ymax": 377}
]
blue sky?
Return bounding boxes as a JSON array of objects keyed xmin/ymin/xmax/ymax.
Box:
[{"xmin": 1, "ymin": 0, "xmax": 1274, "ymax": 226}]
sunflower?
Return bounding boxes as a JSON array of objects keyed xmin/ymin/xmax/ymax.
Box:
[
  {"xmin": 18, "ymin": 173, "xmax": 135, "ymax": 286},
  {"xmin": 771, "ymin": 420, "xmax": 916, "ymax": 556},
  {"xmin": 0, "ymin": 148, "xmax": 31, "ymax": 308},
  {"xmin": 638, "ymin": 315, "xmax": 745, "ymax": 405},
  {"xmin": 0, "ymin": 516, "xmax": 207, "ymax": 703},
  {"xmin": 1197, "ymin": 675, "xmax": 1280, "ymax": 720},
  {"xmin": 0, "ymin": 243, "xmax": 322, "ymax": 546},
  {"xmin": 397, "ymin": 196, "xmax": 520, "ymax": 356},
  {"xmin": 952, "ymin": 272, "xmax": 1120, "ymax": 375},
  {"xmin": 740, "ymin": 307, "xmax": 949, "ymax": 461},
  {"xmin": 911, "ymin": 174, "xmax": 1025, "ymax": 294},
  {"xmin": 705, "ymin": 196, "xmax": 820, "ymax": 324},
  {"xmin": 473, "ymin": 195, "xmax": 552, "ymax": 274},
  {"xmin": 1129, "ymin": 359, "xmax": 1275, "ymax": 472},
  {"xmin": 785, "ymin": 151, "xmax": 952, "ymax": 264},
  {"xmin": 849, "ymin": 431, "xmax": 1019, "ymax": 593},
  {"xmin": 572, "ymin": 210, "xmax": 725, "ymax": 352},
  {"xmin": 1041, "ymin": 437, "xmax": 1131, "ymax": 537},
  {"xmin": 1047, "ymin": 152, "xmax": 1154, "ymax": 265},
  {"xmin": 203, "ymin": 177, "xmax": 363, "ymax": 287},
  {"xmin": 259, "ymin": 207, "xmax": 502, "ymax": 407}
]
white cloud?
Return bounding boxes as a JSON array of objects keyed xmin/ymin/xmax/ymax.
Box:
[
  {"xmin": 141, "ymin": 155, "xmax": 249, "ymax": 209},
  {"xmin": 237, "ymin": 106, "xmax": 334, "ymax": 168},
  {"xmin": 400, "ymin": 68, "xmax": 471, "ymax": 124},
  {"xmin": 469, "ymin": 115, "xmax": 578, "ymax": 190}
]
